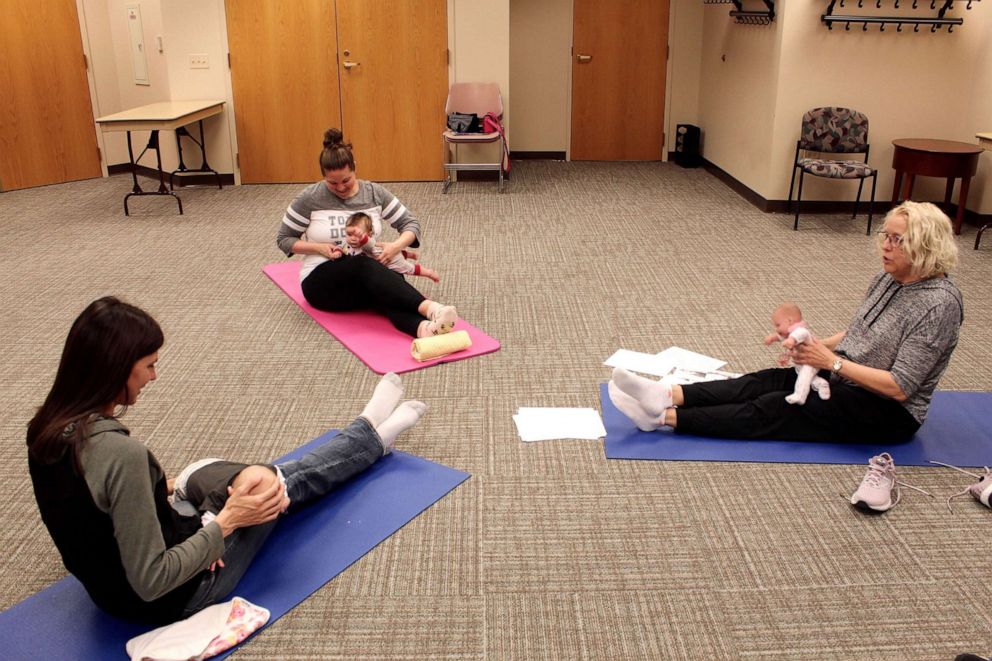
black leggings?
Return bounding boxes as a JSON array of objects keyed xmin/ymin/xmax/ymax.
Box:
[
  {"xmin": 301, "ymin": 256, "xmax": 427, "ymax": 336},
  {"xmin": 676, "ymin": 368, "xmax": 920, "ymax": 443}
]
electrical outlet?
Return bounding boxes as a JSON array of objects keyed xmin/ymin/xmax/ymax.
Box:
[{"xmin": 189, "ymin": 53, "xmax": 209, "ymax": 69}]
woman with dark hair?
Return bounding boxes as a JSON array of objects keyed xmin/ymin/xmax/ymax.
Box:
[
  {"xmin": 28, "ymin": 296, "xmax": 426, "ymax": 624},
  {"xmin": 275, "ymin": 128, "xmax": 458, "ymax": 338}
]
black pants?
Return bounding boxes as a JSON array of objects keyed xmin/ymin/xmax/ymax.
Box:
[
  {"xmin": 677, "ymin": 368, "xmax": 920, "ymax": 443},
  {"xmin": 301, "ymin": 256, "xmax": 427, "ymax": 337}
]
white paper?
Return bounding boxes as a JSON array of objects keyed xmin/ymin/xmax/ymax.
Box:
[
  {"xmin": 667, "ymin": 367, "xmax": 740, "ymax": 385},
  {"xmin": 655, "ymin": 346, "xmax": 727, "ymax": 373},
  {"xmin": 513, "ymin": 407, "xmax": 607, "ymax": 442},
  {"xmin": 603, "ymin": 349, "xmax": 677, "ymax": 377}
]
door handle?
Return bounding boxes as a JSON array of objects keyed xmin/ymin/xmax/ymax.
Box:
[
  {"xmin": 576, "ymin": 54, "xmax": 592, "ymax": 63},
  {"xmin": 343, "ymin": 60, "xmax": 360, "ymax": 69}
]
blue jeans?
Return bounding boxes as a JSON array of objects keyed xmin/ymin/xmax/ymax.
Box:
[{"xmin": 181, "ymin": 417, "xmax": 384, "ymax": 616}]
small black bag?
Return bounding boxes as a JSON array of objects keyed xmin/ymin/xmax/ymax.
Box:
[{"xmin": 447, "ymin": 112, "xmax": 481, "ymax": 133}]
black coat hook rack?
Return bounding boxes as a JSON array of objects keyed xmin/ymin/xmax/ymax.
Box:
[
  {"xmin": 703, "ymin": 0, "xmax": 775, "ymax": 25},
  {"xmin": 824, "ymin": 0, "xmax": 976, "ymax": 31}
]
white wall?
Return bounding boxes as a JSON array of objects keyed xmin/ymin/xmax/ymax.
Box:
[
  {"xmin": 449, "ymin": 0, "xmax": 510, "ymax": 164},
  {"xmin": 666, "ymin": 0, "xmax": 703, "ymax": 153},
  {"xmin": 159, "ymin": 0, "xmax": 235, "ymax": 176},
  {"xmin": 694, "ymin": 1, "xmax": 992, "ymax": 214},
  {"xmin": 509, "ymin": 0, "xmax": 570, "ymax": 152}
]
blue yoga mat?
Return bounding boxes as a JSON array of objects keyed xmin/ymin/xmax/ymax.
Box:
[
  {"xmin": 601, "ymin": 383, "xmax": 992, "ymax": 467},
  {"xmin": 0, "ymin": 431, "xmax": 469, "ymax": 660}
]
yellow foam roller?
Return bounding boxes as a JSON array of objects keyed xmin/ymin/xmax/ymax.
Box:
[{"xmin": 411, "ymin": 330, "xmax": 472, "ymax": 361}]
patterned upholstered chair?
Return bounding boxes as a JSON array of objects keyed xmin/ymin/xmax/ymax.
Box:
[{"xmin": 787, "ymin": 107, "xmax": 877, "ymax": 234}]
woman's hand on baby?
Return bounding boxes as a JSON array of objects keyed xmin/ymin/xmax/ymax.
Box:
[
  {"xmin": 791, "ymin": 337, "xmax": 834, "ymax": 370},
  {"xmin": 213, "ymin": 474, "xmax": 286, "ymax": 536},
  {"xmin": 377, "ymin": 241, "xmax": 402, "ymax": 264},
  {"xmin": 317, "ymin": 243, "xmax": 343, "ymax": 260}
]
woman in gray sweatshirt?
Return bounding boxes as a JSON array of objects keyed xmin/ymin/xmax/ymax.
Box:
[
  {"xmin": 27, "ymin": 297, "xmax": 425, "ymax": 624},
  {"xmin": 609, "ymin": 201, "xmax": 963, "ymax": 444}
]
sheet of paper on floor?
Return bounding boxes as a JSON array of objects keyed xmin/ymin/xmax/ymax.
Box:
[
  {"xmin": 667, "ymin": 367, "xmax": 743, "ymax": 385},
  {"xmin": 513, "ymin": 407, "xmax": 607, "ymax": 442},
  {"xmin": 603, "ymin": 349, "xmax": 677, "ymax": 377},
  {"xmin": 655, "ymin": 347, "xmax": 727, "ymax": 373}
]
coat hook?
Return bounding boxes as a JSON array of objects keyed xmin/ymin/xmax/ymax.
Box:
[
  {"xmin": 894, "ymin": 0, "xmax": 900, "ymax": 7},
  {"xmin": 845, "ymin": 20, "xmax": 851, "ymax": 29},
  {"xmin": 931, "ymin": 22, "xmax": 938, "ymax": 31},
  {"xmin": 863, "ymin": 20, "xmax": 869, "ymax": 30},
  {"xmin": 948, "ymin": 22, "xmax": 955, "ymax": 32},
  {"xmin": 912, "ymin": 0, "xmax": 918, "ymax": 7},
  {"xmin": 913, "ymin": 22, "xmax": 920, "ymax": 30},
  {"xmin": 879, "ymin": 22, "xmax": 885, "ymax": 30},
  {"xmin": 930, "ymin": 0, "xmax": 936, "ymax": 8},
  {"xmin": 858, "ymin": 0, "xmax": 864, "ymax": 6},
  {"xmin": 967, "ymin": 0, "xmax": 973, "ymax": 8},
  {"xmin": 876, "ymin": 0, "xmax": 881, "ymax": 7},
  {"xmin": 896, "ymin": 22, "xmax": 903, "ymax": 31}
]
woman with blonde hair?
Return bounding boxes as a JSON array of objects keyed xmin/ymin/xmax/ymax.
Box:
[{"xmin": 609, "ymin": 201, "xmax": 963, "ymax": 446}]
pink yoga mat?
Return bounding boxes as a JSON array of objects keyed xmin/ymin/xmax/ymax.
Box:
[{"xmin": 263, "ymin": 261, "xmax": 500, "ymax": 374}]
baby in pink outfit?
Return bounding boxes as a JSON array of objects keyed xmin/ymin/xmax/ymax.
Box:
[
  {"xmin": 341, "ymin": 212, "xmax": 440, "ymax": 283},
  {"xmin": 763, "ymin": 302, "xmax": 831, "ymax": 405}
]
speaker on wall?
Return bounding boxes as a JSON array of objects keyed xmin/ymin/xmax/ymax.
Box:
[{"xmin": 674, "ymin": 124, "xmax": 701, "ymax": 168}]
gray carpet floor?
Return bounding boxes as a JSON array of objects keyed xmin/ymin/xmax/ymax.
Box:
[{"xmin": 2, "ymin": 161, "xmax": 991, "ymax": 660}]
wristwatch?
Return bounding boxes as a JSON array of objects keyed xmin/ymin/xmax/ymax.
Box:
[{"xmin": 831, "ymin": 358, "xmax": 843, "ymax": 374}]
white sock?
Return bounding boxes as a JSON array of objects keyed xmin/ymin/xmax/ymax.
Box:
[
  {"xmin": 359, "ymin": 372, "xmax": 403, "ymax": 428},
  {"xmin": 417, "ymin": 305, "xmax": 458, "ymax": 337},
  {"xmin": 425, "ymin": 301, "xmax": 442, "ymax": 319},
  {"xmin": 376, "ymin": 400, "xmax": 427, "ymax": 452},
  {"xmin": 608, "ymin": 381, "xmax": 663, "ymax": 432},
  {"xmin": 611, "ymin": 367, "xmax": 673, "ymax": 417}
]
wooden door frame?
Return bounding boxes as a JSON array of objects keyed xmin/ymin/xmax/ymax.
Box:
[
  {"xmin": 75, "ymin": 0, "xmax": 110, "ymax": 178},
  {"xmin": 566, "ymin": 0, "xmax": 673, "ymax": 162}
]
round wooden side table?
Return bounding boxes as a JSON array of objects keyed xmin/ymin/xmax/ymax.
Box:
[{"xmin": 890, "ymin": 138, "xmax": 983, "ymax": 235}]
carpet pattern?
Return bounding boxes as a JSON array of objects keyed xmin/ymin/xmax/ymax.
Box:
[{"xmin": 1, "ymin": 161, "xmax": 991, "ymax": 660}]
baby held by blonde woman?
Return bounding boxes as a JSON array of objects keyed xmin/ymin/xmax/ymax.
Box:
[{"xmin": 763, "ymin": 302, "xmax": 831, "ymax": 405}]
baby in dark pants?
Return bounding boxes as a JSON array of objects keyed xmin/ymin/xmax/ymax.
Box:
[{"xmin": 173, "ymin": 460, "xmax": 288, "ymax": 524}]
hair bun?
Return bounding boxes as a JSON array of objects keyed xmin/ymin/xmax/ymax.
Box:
[{"xmin": 323, "ymin": 128, "xmax": 344, "ymax": 149}]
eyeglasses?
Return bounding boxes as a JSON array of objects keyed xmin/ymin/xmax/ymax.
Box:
[{"xmin": 876, "ymin": 231, "xmax": 905, "ymax": 247}]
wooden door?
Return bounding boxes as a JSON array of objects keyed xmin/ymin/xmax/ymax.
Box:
[
  {"xmin": 225, "ymin": 0, "xmax": 341, "ymax": 183},
  {"xmin": 570, "ymin": 0, "xmax": 669, "ymax": 161},
  {"xmin": 0, "ymin": 0, "xmax": 101, "ymax": 191},
  {"xmin": 336, "ymin": 0, "xmax": 448, "ymax": 181}
]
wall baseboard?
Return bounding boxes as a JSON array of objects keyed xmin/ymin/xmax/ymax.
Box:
[
  {"xmin": 446, "ymin": 171, "xmax": 510, "ymax": 182},
  {"xmin": 107, "ymin": 163, "xmax": 235, "ymax": 187},
  {"xmin": 509, "ymin": 151, "xmax": 566, "ymax": 160},
  {"xmin": 699, "ymin": 158, "xmax": 992, "ymax": 227}
]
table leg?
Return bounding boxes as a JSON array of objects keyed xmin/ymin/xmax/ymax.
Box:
[
  {"xmin": 124, "ymin": 129, "xmax": 184, "ymax": 215},
  {"xmin": 891, "ymin": 170, "xmax": 903, "ymax": 205},
  {"xmin": 955, "ymin": 176, "xmax": 971, "ymax": 235},
  {"xmin": 901, "ymin": 174, "xmax": 916, "ymax": 202},
  {"xmin": 944, "ymin": 178, "xmax": 955, "ymax": 206}
]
